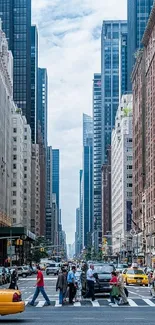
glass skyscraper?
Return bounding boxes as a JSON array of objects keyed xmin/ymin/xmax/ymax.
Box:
[
  {"xmin": 52, "ymin": 149, "xmax": 60, "ymax": 218},
  {"xmin": 31, "ymin": 25, "xmax": 38, "ymax": 144},
  {"xmin": 127, "ymin": 0, "xmax": 154, "ymax": 90},
  {"xmin": 93, "ymin": 73, "xmax": 102, "ymax": 245},
  {"xmin": 0, "ymin": 0, "xmax": 31, "ymax": 124},
  {"xmin": 83, "ymin": 114, "xmax": 93, "ymax": 247},
  {"xmin": 46, "ymin": 146, "xmax": 52, "ymax": 241},
  {"xmin": 101, "ymin": 21, "xmax": 127, "ymax": 164},
  {"xmin": 38, "ymin": 68, "xmax": 48, "ymax": 149}
]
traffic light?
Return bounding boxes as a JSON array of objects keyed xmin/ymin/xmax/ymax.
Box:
[
  {"xmin": 16, "ymin": 239, "xmax": 23, "ymax": 246},
  {"xmin": 40, "ymin": 248, "xmax": 44, "ymax": 252}
]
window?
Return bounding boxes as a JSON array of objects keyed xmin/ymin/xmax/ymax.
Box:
[
  {"xmin": 13, "ymin": 128, "xmax": 17, "ymax": 133},
  {"xmin": 12, "ymin": 182, "xmax": 16, "ymax": 187},
  {"xmin": 24, "ymin": 174, "xmax": 27, "ymax": 179},
  {"xmin": 12, "ymin": 200, "xmax": 16, "ymax": 205},
  {"xmin": 24, "ymin": 166, "xmax": 27, "ymax": 171},
  {"xmin": 24, "ymin": 189, "xmax": 27, "ymax": 194},
  {"xmin": 13, "ymin": 137, "xmax": 17, "ymax": 142},
  {"xmin": 12, "ymin": 191, "xmax": 16, "ymax": 196},
  {"xmin": 24, "ymin": 136, "xmax": 27, "ymax": 140},
  {"xmin": 24, "ymin": 159, "xmax": 27, "ymax": 164},
  {"xmin": 13, "ymin": 155, "xmax": 17, "ymax": 160},
  {"xmin": 13, "ymin": 173, "xmax": 17, "ymax": 178},
  {"xmin": 13, "ymin": 164, "xmax": 16, "ymax": 169}
]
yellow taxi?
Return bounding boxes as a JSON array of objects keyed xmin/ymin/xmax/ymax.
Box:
[
  {"xmin": 0, "ymin": 289, "xmax": 25, "ymax": 316},
  {"xmin": 122, "ymin": 268, "xmax": 148, "ymax": 286}
]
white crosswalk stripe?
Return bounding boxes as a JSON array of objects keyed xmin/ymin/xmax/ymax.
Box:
[{"xmin": 25, "ymin": 298, "xmax": 155, "ymax": 308}]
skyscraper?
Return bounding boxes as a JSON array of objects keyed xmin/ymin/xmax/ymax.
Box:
[
  {"xmin": 46, "ymin": 146, "xmax": 52, "ymax": 242},
  {"xmin": 38, "ymin": 68, "xmax": 48, "ymax": 148},
  {"xmin": 31, "ymin": 25, "xmax": 38, "ymax": 144},
  {"xmin": 52, "ymin": 149, "xmax": 60, "ymax": 219},
  {"xmin": 0, "ymin": 0, "xmax": 31, "ymax": 123},
  {"xmin": 79, "ymin": 169, "xmax": 83, "ymax": 252},
  {"xmin": 127, "ymin": 0, "xmax": 154, "ymax": 90},
  {"xmin": 83, "ymin": 114, "xmax": 93, "ymax": 247},
  {"xmin": 93, "ymin": 73, "xmax": 102, "ymax": 249},
  {"xmin": 101, "ymin": 21, "xmax": 127, "ymax": 164}
]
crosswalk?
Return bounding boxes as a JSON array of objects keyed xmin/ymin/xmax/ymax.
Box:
[{"xmin": 25, "ymin": 298, "xmax": 155, "ymax": 308}]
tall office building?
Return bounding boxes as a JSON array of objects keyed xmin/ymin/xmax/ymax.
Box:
[
  {"xmin": 31, "ymin": 25, "xmax": 38, "ymax": 144},
  {"xmin": 79, "ymin": 170, "xmax": 83, "ymax": 252},
  {"xmin": 83, "ymin": 114, "xmax": 93, "ymax": 248},
  {"xmin": 101, "ymin": 21, "xmax": 127, "ymax": 164},
  {"xmin": 93, "ymin": 74, "xmax": 102, "ymax": 248},
  {"xmin": 127, "ymin": 0, "xmax": 154, "ymax": 90},
  {"xmin": 0, "ymin": 0, "xmax": 31, "ymax": 124},
  {"xmin": 52, "ymin": 149, "xmax": 60, "ymax": 219},
  {"xmin": 46, "ymin": 146, "xmax": 52, "ymax": 242},
  {"xmin": 75, "ymin": 208, "xmax": 80, "ymax": 256},
  {"xmin": 38, "ymin": 68, "xmax": 48, "ymax": 148}
]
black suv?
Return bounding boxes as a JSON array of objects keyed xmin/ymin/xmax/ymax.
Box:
[{"xmin": 81, "ymin": 263, "xmax": 115, "ymax": 296}]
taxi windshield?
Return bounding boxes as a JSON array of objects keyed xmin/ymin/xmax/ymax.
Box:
[{"xmin": 127, "ymin": 269, "xmax": 144, "ymax": 275}]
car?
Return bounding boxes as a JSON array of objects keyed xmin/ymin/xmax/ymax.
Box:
[
  {"xmin": 17, "ymin": 266, "xmax": 29, "ymax": 278},
  {"xmin": 46, "ymin": 263, "xmax": 61, "ymax": 275},
  {"xmin": 122, "ymin": 268, "xmax": 148, "ymax": 286},
  {"xmin": 81, "ymin": 263, "xmax": 115, "ymax": 296},
  {"xmin": 116, "ymin": 264, "xmax": 128, "ymax": 274},
  {"xmin": 0, "ymin": 267, "xmax": 7, "ymax": 284},
  {"xmin": 0, "ymin": 289, "xmax": 25, "ymax": 316}
]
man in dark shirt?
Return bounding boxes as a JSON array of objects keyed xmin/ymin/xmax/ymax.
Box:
[{"xmin": 29, "ymin": 266, "xmax": 51, "ymax": 306}]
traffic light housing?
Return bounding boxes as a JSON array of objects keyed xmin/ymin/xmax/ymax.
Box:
[
  {"xmin": 16, "ymin": 239, "xmax": 23, "ymax": 246},
  {"xmin": 40, "ymin": 247, "xmax": 44, "ymax": 252}
]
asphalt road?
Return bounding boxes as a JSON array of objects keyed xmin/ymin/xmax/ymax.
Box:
[{"xmin": 0, "ymin": 274, "xmax": 155, "ymax": 324}]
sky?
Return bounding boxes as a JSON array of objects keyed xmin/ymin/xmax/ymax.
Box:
[{"xmin": 32, "ymin": 0, "xmax": 127, "ymax": 244}]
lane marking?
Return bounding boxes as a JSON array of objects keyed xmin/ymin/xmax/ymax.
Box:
[
  {"xmin": 128, "ymin": 299, "xmax": 138, "ymax": 307},
  {"xmin": 55, "ymin": 300, "xmax": 62, "ymax": 307},
  {"xmin": 92, "ymin": 300, "xmax": 100, "ymax": 307},
  {"xmin": 143, "ymin": 299, "xmax": 155, "ymax": 307},
  {"xmin": 74, "ymin": 302, "xmax": 81, "ymax": 307},
  {"xmin": 36, "ymin": 301, "xmax": 45, "ymax": 307},
  {"xmin": 25, "ymin": 301, "xmax": 29, "ymax": 306}
]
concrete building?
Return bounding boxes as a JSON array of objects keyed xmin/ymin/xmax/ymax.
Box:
[
  {"xmin": 127, "ymin": 0, "xmax": 154, "ymax": 90},
  {"xmin": 52, "ymin": 194, "xmax": 58, "ymax": 247},
  {"xmin": 132, "ymin": 3, "xmax": 155, "ymax": 263},
  {"xmin": 83, "ymin": 114, "xmax": 93, "ymax": 248},
  {"xmin": 38, "ymin": 68, "xmax": 48, "ymax": 149},
  {"xmin": 38, "ymin": 126, "xmax": 46, "ymax": 236},
  {"xmin": 102, "ymin": 146, "xmax": 111, "ymax": 237},
  {"xmin": 111, "ymin": 94, "xmax": 133, "ymax": 254},
  {"xmin": 31, "ymin": 144, "xmax": 40, "ymax": 236},
  {"xmin": 11, "ymin": 111, "xmax": 31, "ymax": 229},
  {"xmin": 93, "ymin": 74, "xmax": 102, "ymax": 251},
  {"xmin": 46, "ymin": 146, "xmax": 52, "ymax": 242},
  {"xmin": 0, "ymin": 20, "xmax": 13, "ymax": 227},
  {"xmin": 31, "ymin": 25, "xmax": 38, "ymax": 144}
]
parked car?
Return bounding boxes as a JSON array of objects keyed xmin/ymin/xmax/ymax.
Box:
[
  {"xmin": 81, "ymin": 263, "xmax": 115, "ymax": 296},
  {"xmin": 17, "ymin": 266, "xmax": 29, "ymax": 278},
  {"xmin": 46, "ymin": 263, "xmax": 61, "ymax": 276},
  {"xmin": 0, "ymin": 267, "xmax": 7, "ymax": 284}
]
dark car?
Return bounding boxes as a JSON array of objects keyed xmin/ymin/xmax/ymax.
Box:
[{"xmin": 81, "ymin": 264, "xmax": 114, "ymax": 296}]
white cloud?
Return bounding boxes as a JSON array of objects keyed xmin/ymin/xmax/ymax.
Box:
[{"xmin": 32, "ymin": 0, "xmax": 127, "ymax": 244}]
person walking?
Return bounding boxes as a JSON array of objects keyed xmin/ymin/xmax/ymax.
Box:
[
  {"xmin": 56, "ymin": 268, "xmax": 67, "ymax": 305},
  {"xmin": 116, "ymin": 271, "xmax": 129, "ymax": 305},
  {"xmin": 83, "ymin": 264, "xmax": 95, "ymax": 301},
  {"xmin": 29, "ymin": 265, "xmax": 51, "ymax": 306},
  {"xmin": 109, "ymin": 271, "xmax": 120, "ymax": 305},
  {"xmin": 67, "ymin": 266, "xmax": 77, "ymax": 304},
  {"xmin": 9, "ymin": 270, "xmax": 18, "ymax": 290}
]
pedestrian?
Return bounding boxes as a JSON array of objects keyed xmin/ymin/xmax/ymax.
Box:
[
  {"xmin": 9, "ymin": 270, "xmax": 18, "ymax": 290},
  {"xmin": 83, "ymin": 264, "xmax": 95, "ymax": 301},
  {"xmin": 67, "ymin": 265, "xmax": 77, "ymax": 304},
  {"xmin": 56, "ymin": 268, "xmax": 67, "ymax": 305},
  {"xmin": 109, "ymin": 271, "xmax": 120, "ymax": 305},
  {"xmin": 29, "ymin": 265, "xmax": 51, "ymax": 306},
  {"xmin": 116, "ymin": 271, "xmax": 129, "ymax": 305}
]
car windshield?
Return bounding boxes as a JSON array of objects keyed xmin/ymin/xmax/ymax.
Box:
[
  {"xmin": 23, "ymin": 267, "xmax": 28, "ymax": 270},
  {"xmin": 49, "ymin": 264, "xmax": 56, "ymax": 267},
  {"xmin": 94, "ymin": 265, "xmax": 113, "ymax": 274},
  {"xmin": 127, "ymin": 269, "xmax": 144, "ymax": 275},
  {"xmin": 117, "ymin": 264, "xmax": 128, "ymax": 269}
]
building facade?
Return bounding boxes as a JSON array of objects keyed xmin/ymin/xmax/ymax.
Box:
[
  {"xmin": 101, "ymin": 20, "xmax": 127, "ymax": 164},
  {"xmin": 46, "ymin": 146, "xmax": 52, "ymax": 242},
  {"xmin": 0, "ymin": 21, "xmax": 13, "ymax": 227},
  {"xmin": 101, "ymin": 146, "xmax": 111, "ymax": 237},
  {"xmin": 38, "ymin": 68, "xmax": 48, "ymax": 148},
  {"xmin": 11, "ymin": 111, "xmax": 31, "ymax": 229},
  {"xmin": 132, "ymin": 3, "xmax": 155, "ymax": 263},
  {"xmin": 93, "ymin": 73, "xmax": 102, "ymax": 249},
  {"xmin": 111, "ymin": 94, "xmax": 133, "ymax": 254},
  {"xmin": 83, "ymin": 114, "xmax": 93, "ymax": 248},
  {"xmin": 0, "ymin": 0, "xmax": 31, "ymax": 124},
  {"xmin": 52, "ymin": 149, "xmax": 60, "ymax": 223},
  {"xmin": 75, "ymin": 208, "xmax": 80, "ymax": 256},
  {"xmin": 127, "ymin": 0, "xmax": 154, "ymax": 90},
  {"xmin": 31, "ymin": 25, "xmax": 38, "ymax": 144},
  {"xmin": 31, "ymin": 144, "xmax": 40, "ymax": 236}
]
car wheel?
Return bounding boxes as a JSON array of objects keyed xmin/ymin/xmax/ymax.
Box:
[{"xmin": 145, "ymin": 284, "xmax": 148, "ymax": 287}]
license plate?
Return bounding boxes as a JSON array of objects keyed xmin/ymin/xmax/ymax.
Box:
[{"xmin": 137, "ymin": 279, "xmax": 141, "ymax": 283}]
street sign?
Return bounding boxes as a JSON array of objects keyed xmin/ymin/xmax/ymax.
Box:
[{"xmin": 7, "ymin": 246, "xmax": 15, "ymax": 255}]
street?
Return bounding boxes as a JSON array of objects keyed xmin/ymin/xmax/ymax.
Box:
[{"xmin": 0, "ymin": 273, "xmax": 155, "ymax": 324}]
